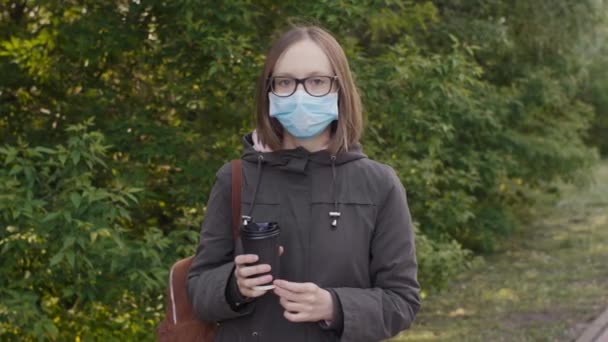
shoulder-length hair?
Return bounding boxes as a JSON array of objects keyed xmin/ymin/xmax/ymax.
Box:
[{"xmin": 254, "ymin": 25, "xmax": 363, "ymax": 154}]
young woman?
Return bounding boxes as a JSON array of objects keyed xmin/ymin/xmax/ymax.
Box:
[{"xmin": 187, "ymin": 25, "xmax": 420, "ymax": 342}]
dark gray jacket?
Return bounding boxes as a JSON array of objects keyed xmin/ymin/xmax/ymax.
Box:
[{"xmin": 187, "ymin": 134, "xmax": 420, "ymax": 342}]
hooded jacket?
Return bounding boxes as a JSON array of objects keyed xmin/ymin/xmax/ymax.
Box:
[{"xmin": 187, "ymin": 133, "xmax": 420, "ymax": 342}]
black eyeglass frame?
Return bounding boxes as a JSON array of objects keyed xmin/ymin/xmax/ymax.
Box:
[{"xmin": 267, "ymin": 75, "xmax": 339, "ymax": 97}]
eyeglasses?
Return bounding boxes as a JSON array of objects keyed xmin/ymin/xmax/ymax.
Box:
[{"xmin": 268, "ymin": 75, "xmax": 338, "ymax": 97}]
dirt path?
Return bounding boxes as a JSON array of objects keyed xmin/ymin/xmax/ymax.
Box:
[{"xmin": 390, "ymin": 161, "xmax": 608, "ymax": 342}]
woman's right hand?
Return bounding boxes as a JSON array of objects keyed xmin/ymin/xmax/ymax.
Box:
[
  {"xmin": 234, "ymin": 246, "xmax": 284, "ymax": 298},
  {"xmin": 233, "ymin": 254, "xmax": 273, "ymax": 298}
]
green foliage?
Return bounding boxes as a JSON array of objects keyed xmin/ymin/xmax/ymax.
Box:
[
  {"xmin": 584, "ymin": 24, "xmax": 608, "ymax": 156},
  {"xmin": 414, "ymin": 226, "xmax": 473, "ymax": 292},
  {"xmin": 359, "ymin": 1, "xmax": 600, "ymax": 251},
  {"xmin": 0, "ymin": 0, "xmax": 606, "ymax": 339},
  {"xmin": 0, "ymin": 119, "xmax": 194, "ymax": 340}
]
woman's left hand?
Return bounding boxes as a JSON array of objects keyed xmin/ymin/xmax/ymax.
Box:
[{"xmin": 272, "ymin": 279, "xmax": 334, "ymax": 323}]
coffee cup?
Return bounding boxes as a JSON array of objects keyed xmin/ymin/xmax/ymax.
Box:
[{"xmin": 240, "ymin": 221, "xmax": 281, "ymax": 291}]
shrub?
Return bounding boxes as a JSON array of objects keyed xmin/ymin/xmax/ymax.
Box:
[{"xmin": 0, "ymin": 119, "xmax": 186, "ymax": 340}]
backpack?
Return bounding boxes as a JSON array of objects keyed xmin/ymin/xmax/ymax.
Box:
[{"xmin": 157, "ymin": 160, "xmax": 242, "ymax": 342}]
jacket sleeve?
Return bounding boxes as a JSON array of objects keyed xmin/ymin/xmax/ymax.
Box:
[
  {"xmin": 318, "ymin": 288, "xmax": 344, "ymax": 335},
  {"xmin": 331, "ymin": 167, "xmax": 420, "ymax": 342},
  {"xmin": 187, "ymin": 163, "xmax": 255, "ymax": 322}
]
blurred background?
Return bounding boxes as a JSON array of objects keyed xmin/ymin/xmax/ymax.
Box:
[{"xmin": 1, "ymin": 0, "xmax": 607, "ymax": 340}]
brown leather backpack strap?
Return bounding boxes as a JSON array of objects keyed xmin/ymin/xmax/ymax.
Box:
[{"xmin": 231, "ymin": 159, "xmax": 242, "ymax": 240}]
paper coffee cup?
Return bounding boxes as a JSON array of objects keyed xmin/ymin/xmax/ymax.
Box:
[{"xmin": 240, "ymin": 221, "xmax": 281, "ymax": 290}]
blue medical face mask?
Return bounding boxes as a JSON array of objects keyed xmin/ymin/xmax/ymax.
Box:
[{"xmin": 268, "ymin": 90, "xmax": 339, "ymax": 140}]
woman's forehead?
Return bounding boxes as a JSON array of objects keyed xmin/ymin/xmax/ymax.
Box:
[{"xmin": 273, "ymin": 39, "xmax": 333, "ymax": 76}]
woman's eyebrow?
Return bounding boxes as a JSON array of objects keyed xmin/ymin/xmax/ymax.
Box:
[{"xmin": 273, "ymin": 71, "xmax": 333, "ymax": 78}]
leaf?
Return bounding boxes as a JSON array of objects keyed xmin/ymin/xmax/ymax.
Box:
[
  {"xmin": 9, "ymin": 164, "xmax": 23, "ymax": 175},
  {"xmin": 70, "ymin": 192, "xmax": 81, "ymax": 209},
  {"xmin": 71, "ymin": 150, "xmax": 81, "ymax": 165},
  {"xmin": 5, "ymin": 150, "xmax": 16, "ymax": 164},
  {"xmin": 82, "ymin": 255, "xmax": 94, "ymax": 269},
  {"xmin": 62, "ymin": 287, "xmax": 75, "ymax": 298},
  {"xmin": 124, "ymin": 193, "xmax": 138, "ymax": 203},
  {"xmin": 118, "ymin": 207, "xmax": 131, "ymax": 220},
  {"xmin": 62, "ymin": 211, "xmax": 72, "ymax": 222},
  {"xmin": 58, "ymin": 153, "xmax": 68, "ymax": 165},
  {"xmin": 50, "ymin": 252, "xmax": 63, "ymax": 266},
  {"xmin": 66, "ymin": 250, "xmax": 75, "ymax": 267},
  {"xmin": 63, "ymin": 236, "xmax": 75, "ymax": 249},
  {"xmin": 42, "ymin": 212, "xmax": 61, "ymax": 222},
  {"xmin": 75, "ymin": 236, "xmax": 87, "ymax": 249},
  {"xmin": 111, "ymin": 234, "xmax": 125, "ymax": 249},
  {"xmin": 34, "ymin": 146, "xmax": 56, "ymax": 154},
  {"xmin": 43, "ymin": 321, "xmax": 59, "ymax": 337},
  {"xmin": 1, "ymin": 243, "xmax": 11, "ymax": 255}
]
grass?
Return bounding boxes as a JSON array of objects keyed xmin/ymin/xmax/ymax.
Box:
[{"xmin": 389, "ymin": 161, "xmax": 608, "ymax": 342}]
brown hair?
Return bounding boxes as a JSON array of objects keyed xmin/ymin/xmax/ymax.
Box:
[{"xmin": 254, "ymin": 25, "xmax": 363, "ymax": 154}]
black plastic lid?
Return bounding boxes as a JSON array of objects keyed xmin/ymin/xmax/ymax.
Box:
[{"xmin": 240, "ymin": 221, "xmax": 280, "ymax": 239}]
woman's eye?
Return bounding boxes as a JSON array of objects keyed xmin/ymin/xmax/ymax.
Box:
[
  {"xmin": 278, "ymin": 79, "xmax": 292, "ymax": 87},
  {"xmin": 311, "ymin": 78, "xmax": 326, "ymax": 85}
]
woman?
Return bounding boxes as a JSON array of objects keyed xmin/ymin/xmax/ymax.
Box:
[{"xmin": 187, "ymin": 25, "xmax": 420, "ymax": 342}]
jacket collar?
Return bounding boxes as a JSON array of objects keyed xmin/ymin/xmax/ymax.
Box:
[{"xmin": 241, "ymin": 132, "xmax": 366, "ymax": 173}]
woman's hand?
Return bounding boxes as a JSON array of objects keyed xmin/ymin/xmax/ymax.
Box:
[
  {"xmin": 272, "ymin": 279, "xmax": 334, "ymax": 323},
  {"xmin": 233, "ymin": 246, "xmax": 284, "ymax": 299}
]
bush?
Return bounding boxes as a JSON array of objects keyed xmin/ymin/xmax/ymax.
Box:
[
  {"xmin": 415, "ymin": 228, "xmax": 474, "ymax": 292},
  {"xmin": 0, "ymin": 119, "xmax": 194, "ymax": 340}
]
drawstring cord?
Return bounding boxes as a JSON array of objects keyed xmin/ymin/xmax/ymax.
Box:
[
  {"xmin": 329, "ymin": 155, "xmax": 341, "ymax": 229},
  {"xmin": 243, "ymin": 155, "xmax": 264, "ymax": 225},
  {"xmin": 243, "ymin": 153, "xmax": 339, "ymax": 229}
]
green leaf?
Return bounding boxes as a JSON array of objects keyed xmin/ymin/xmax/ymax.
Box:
[
  {"xmin": 50, "ymin": 252, "xmax": 63, "ymax": 266},
  {"xmin": 43, "ymin": 321, "xmax": 59, "ymax": 337},
  {"xmin": 62, "ymin": 211, "xmax": 72, "ymax": 222},
  {"xmin": 62, "ymin": 287, "xmax": 75, "ymax": 298},
  {"xmin": 75, "ymin": 236, "xmax": 87, "ymax": 249},
  {"xmin": 81, "ymin": 255, "xmax": 94, "ymax": 269},
  {"xmin": 63, "ymin": 236, "xmax": 75, "ymax": 248},
  {"xmin": 9, "ymin": 164, "xmax": 23, "ymax": 175},
  {"xmin": 71, "ymin": 150, "xmax": 81, "ymax": 165},
  {"xmin": 5, "ymin": 150, "xmax": 16, "ymax": 164},
  {"xmin": 42, "ymin": 212, "xmax": 61, "ymax": 222},
  {"xmin": 111, "ymin": 233, "xmax": 125, "ymax": 249},
  {"xmin": 58, "ymin": 153, "xmax": 68, "ymax": 165},
  {"xmin": 70, "ymin": 192, "xmax": 81, "ymax": 209},
  {"xmin": 66, "ymin": 250, "xmax": 75, "ymax": 267},
  {"xmin": 34, "ymin": 147, "xmax": 56, "ymax": 154}
]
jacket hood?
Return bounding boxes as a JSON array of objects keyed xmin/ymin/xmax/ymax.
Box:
[{"xmin": 241, "ymin": 132, "xmax": 367, "ymax": 173}]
